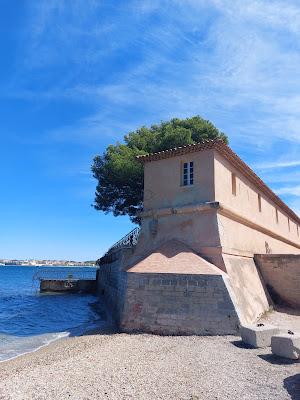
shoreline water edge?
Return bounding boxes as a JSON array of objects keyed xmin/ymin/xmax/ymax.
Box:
[{"xmin": 0, "ymin": 265, "xmax": 112, "ymax": 363}]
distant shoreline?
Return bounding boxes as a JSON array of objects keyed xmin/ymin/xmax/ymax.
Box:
[{"xmin": 0, "ymin": 264, "xmax": 96, "ymax": 267}]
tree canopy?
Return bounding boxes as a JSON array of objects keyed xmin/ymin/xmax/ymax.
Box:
[{"xmin": 92, "ymin": 116, "xmax": 228, "ymax": 223}]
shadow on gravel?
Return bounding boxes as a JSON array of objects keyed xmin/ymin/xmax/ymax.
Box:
[
  {"xmin": 283, "ymin": 374, "xmax": 300, "ymax": 400},
  {"xmin": 230, "ymin": 340, "xmax": 254, "ymax": 349},
  {"xmin": 258, "ymin": 354, "xmax": 300, "ymax": 365}
]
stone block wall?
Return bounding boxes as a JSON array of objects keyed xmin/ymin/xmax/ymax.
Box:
[
  {"xmin": 254, "ymin": 254, "xmax": 300, "ymax": 308},
  {"xmin": 96, "ymin": 248, "xmax": 131, "ymax": 323},
  {"xmin": 120, "ymin": 272, "xmax": 240, "ymax": 335}
]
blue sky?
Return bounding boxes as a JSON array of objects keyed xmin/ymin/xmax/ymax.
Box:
[{"xmin": 1, "ymin": 0, "xmax": 299, "ymax": 261}]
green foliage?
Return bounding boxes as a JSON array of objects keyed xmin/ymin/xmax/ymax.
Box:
[{"xmin": 92, "ymin": 116, "xmax": 228, "ymax": 223}]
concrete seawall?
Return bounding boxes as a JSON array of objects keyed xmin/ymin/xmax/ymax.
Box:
[{"xmin": 40, "ymin": 279, "xmax": 96, "ymax": 294}]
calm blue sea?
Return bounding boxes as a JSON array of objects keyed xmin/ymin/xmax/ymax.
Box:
[{"xmin": 0, "ymin": 265, "xmax": 106, "ymax": 362}]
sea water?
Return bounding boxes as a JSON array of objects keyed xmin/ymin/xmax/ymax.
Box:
[{"xmin": 0, "ymin": 265, "xmax": 105, "ymax": 362}]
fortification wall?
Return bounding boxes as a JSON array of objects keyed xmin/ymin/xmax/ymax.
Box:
[
  {"xmin": 96, "ymin": 244, "xmax": 272, "ymax": 331},
  {"xmin": 133, "ymin": 206, "xmax": 225, "ymax": 271},
  {"xmin": 222, "ymin": 255, "xmax": 270, "ymax": 325},
  {"xmin": 96, "ymin": 142, "xmax": 300, "ymax": 334},
  {"xmin": 96, "ymin": 249, "xmax": 241, "ymax": 335},
  {"xmin": 121, "ymin": 272, "xmax": 239, "ymax": 335},
  {"xmin": 254, "ymin": 254, "xmax": 300, "ymax": 308},
  {"xmin": 96, "ymin": 248, "xmax": 132, "ymax": 323}
]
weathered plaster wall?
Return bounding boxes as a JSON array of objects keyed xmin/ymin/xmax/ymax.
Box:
[
  {"xmin": 218, "ymin": 213, "xmax": 300, "ymax": 257},
  {"xmin": 214, "ymin": 151, "xmax": 300, "ymax": 251},
  {"xmin": 143, "ymin": 149, "xmax": 215, "ymax": 211},
  {"xmin": 222, "ymin": 255, "xmax": 270, "ymax": 325},
  {"xmin": 141, "ymin": 148, "xmax": 300, "ymax": 260},
  {"xmin": 254, "ymin": 254, "xmax": 300, "ymax": 308},
  {"xmin": 132, "ymin": 207, "xmax": 224, "ymax": 270}
]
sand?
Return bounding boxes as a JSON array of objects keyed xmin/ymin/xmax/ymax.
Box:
[{"xmin": 0, "ymin": 310, "xmax": 299, "ymax": 400}]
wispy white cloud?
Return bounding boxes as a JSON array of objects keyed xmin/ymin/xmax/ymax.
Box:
[
  {"xmin": 212, "ymin": 0, "xmax": 300, "ymax": 34},
  {"xmin": 5, "ymin": 0, "xmax": 300, "ymax": 153},
  {"xmin": 262, "ymin": 170, "xmax": 300, "ymax": 186},
  {"xmin": 48, "ymin": 108, "xmax": 140, "ymax": 145},
  {"xmin": 255, "ymin": 160, "xmax": 300, "ymax": 170},
  {"xmin": 276, "ymin": 185, "xmax": 300, "ymax": 196}
]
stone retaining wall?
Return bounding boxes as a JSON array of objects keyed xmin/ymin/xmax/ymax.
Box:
[
  {"xmin": 96, "ymin": 248, "xmax": 132, "ymax": 324},
  {"xmin": 96, "ymin": 254, "xmax": 240, "ymax": 335},
  {"xmin": 121, "ymin": 272, "xmax": 239, "ymax": 335},
  {"xmin": 254, "ymin": 254, "xmax": 300, "ymax": 308}
]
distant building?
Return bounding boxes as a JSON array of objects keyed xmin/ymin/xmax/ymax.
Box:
[{"xmin": 97, "ymin": 139, "xmax": 300, "ymax": 335}]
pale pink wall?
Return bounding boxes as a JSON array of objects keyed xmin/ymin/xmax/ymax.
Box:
[
  {"xmin": 214, "ymin": 151, "xmax": 300, "ymax": 250},
  {"xmin": 131, "ymin": 210, "xmax": 222, "ymax": 269},
  {"xmin": 218, "ymin": 214, "xmax": 300, "ymax": 256},
  {"xmin": 140, "ymin": 148, "xmax": 300, "ymax": 262},
  {"xmin": 143, "ymin": 149, "xmax": 215, "ymax": 211},
  {"xmin": 222, "ymin": 254, "xmax": 270, "ymax": 324}
]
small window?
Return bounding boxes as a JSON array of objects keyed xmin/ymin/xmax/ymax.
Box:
[
  {"xmin": 288, "ymin": 217, "xmax": 290, "ymax": 231},
  {"xmin": 182, "ymin": 161, "xmax": 194, "ymax": 186},
  {"xmin": 258, "ymin": 194, "xmax": 262, "ymax": 212},
  {"xmin": 297, "ymin": 224, "xmax": 299, "ymax": 237},
  {"xmin": 231, "ymin": 173, "xmax": 237, "ymax": 196},
  {"xmin": 275, "ymin": 208, "xmax": 279, "ymax": 224}
]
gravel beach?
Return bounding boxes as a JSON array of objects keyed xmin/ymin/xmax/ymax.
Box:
[{"xmin": 0, "ymin": 310, "xmax": 299, "ymax": 400}]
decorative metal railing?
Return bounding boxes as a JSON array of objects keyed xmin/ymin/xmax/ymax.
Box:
[
  {"xmin": 97, "ymin": 227, "xmax": 141, "ymax": 265},
  {"xmin": 107, "ymin": 227, "xmax": 140, "ymax": 252}
]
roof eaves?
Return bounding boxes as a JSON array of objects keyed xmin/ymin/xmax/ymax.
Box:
[{"xmin": 136, "ymin": 139, "xmax": 223, "ymax": 163}]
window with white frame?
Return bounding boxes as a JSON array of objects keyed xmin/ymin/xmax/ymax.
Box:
[{"xmin": 182, "ymin": 161, "xmax": 194, "ymax": 186}]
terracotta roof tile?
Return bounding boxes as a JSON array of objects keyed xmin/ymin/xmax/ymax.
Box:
[{"xmin": 136, "ymin": 139, "xmax": 222, "ymax": 163}]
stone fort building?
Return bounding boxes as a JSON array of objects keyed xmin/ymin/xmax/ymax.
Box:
[{"xmin": 96, "ymin": 139, "xmax": 300, "ymax": 335}]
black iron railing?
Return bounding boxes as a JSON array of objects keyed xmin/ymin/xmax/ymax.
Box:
[
  {"xmin": 97, "ymin": 227, "xmax": 140, "ymax": 265},
  {"xmin": 107, "ymin": 227, "xmax": 140, "ymax": 252}
]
